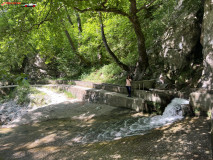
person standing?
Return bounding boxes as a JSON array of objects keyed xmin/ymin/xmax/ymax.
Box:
[{"xmin": 126, "ymin": 75, "xmax": 132, "ymax": 97}]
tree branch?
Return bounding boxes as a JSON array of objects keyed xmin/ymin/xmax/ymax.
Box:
[
  {"xmin": 74, "ymin": 7, "xmax": 130, "ymax": 18},
  {"xmin": 137, "ymin": 0, "xmax": 157, "ymax": 13},
  {"xmin": 23, "ymin": 0, "xmax": 53, "ymax": 32},
  {"xmin": 64, "ymin": 5, "xmax": 74, "ymax": 26}
]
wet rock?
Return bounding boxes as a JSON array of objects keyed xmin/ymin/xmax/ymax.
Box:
[{"xmin": 181, "ymin": 104, "xmax": 194, "ymax": 116}]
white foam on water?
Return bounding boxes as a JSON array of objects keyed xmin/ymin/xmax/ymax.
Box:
[{"xmin": 79, "ymin": 98, "xmax": 189, "ymax": 144}]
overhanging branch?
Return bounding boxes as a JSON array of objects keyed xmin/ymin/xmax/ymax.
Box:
[
  {"xmin": 23, "ymin": 0, "xmax": 53, "ymax": 32},
  {"xmin": 74, "ymin": 7, "xmax": 130, "ymax": 18}
]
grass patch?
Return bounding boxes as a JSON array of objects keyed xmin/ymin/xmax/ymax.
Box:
[
  {"xmin": 68, "ymin": 81, "xmax": 75, "ymax": 85},
  {"xmin": 80, "ymin": 63, "xmax": 126, "ymax": 85},
  {"xmin": 30, "ymin": 87, "xmax": 46, "ymax": 95}
]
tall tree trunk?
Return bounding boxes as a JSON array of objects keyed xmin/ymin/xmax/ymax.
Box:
[
  {"xmin": 76, "ymin": 12, "xmax": 83, "ymax": 33},
  {"xmin": 99, "ymin": 12, "xmax": 129, "ymax": 71},
  {"xmin": 64, "ymin": 5, "xmax": 73, "ymax": 26},
  {"xmin": 60, "ymin": 18, "xmax": 89, "ymax": 65},
  {"xmin": 64, "ymin": 29, "xmax": 89, "ymax": 65},
  {"xmin": 129, "ymin": 0, "xmax": 149, "ymax": 80}
]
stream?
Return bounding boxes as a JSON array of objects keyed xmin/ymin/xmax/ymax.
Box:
[
  {"xmin": 0, "ymin": 87, "xmax": 189, "ymax": 144},
  {"xmin": 72, "ymin": 98, "xmax": 189, "ymax": 144}
]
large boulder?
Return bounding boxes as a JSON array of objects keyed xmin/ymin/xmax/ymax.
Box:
[{"xmin": 200, "ymin": 0, "xmax": 213, "ymax": 89}]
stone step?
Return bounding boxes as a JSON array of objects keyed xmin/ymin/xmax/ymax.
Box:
[
  {"xmin": 45, "ymin": 85, "xmax": 146, "ymax": 112},
  {"xmin": 85, "ymin": 89, "xmax": 146, "ymax": 112},
  {"xmin": 93, "ymin": 83, "xmax": 128, "ymax": 94}
]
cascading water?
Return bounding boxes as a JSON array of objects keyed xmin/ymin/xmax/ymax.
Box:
[{"xmin": 75, "ymin": 98, "xmax": 189, "ymax": 144}]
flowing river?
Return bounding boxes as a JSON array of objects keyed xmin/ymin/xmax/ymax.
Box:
[{"xmin": 71, "ymin": 98, "xmax": 189, "ymax": 144}]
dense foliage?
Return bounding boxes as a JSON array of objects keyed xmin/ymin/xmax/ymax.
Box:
[{"xmin": 0, "ymin": 0, "xmax": 178, "ymax": 83}]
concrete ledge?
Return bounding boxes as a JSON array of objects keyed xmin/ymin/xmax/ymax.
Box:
[
  {"xmin": 43, "ymin": 85, "xmax": 91, "ymax": 100},
  {"xmin": 134, "ymin": 90, "xmax": 173, "ymax": 106},
  {"xmin": 32, "ymin": 80, "xmax": 97, "ymax": 88},
  {"xmin": 85, "ymin": 89, "xmax": 145, "ymax": 112},
  {"xmin": 190, "ymin": 90, "xmax": 213, "ymax": 116},
  {"xmin": 93, "ymin": 84, "xmax": 128, "ymax": 94}
]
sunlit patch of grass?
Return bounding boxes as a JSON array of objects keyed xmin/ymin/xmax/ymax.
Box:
[
  {"xmin": 80, "ymin": 63, "xmax": 126, "ymax": 85},
  {"xmin": 30, "ymin": 87, "xmax": 46, "ymax": 95}
]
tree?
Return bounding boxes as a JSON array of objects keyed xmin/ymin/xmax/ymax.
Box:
[
  {"xmin": 64, "ymin": 0, "xmax": 157, "ymax": 79},
  {"xmin": 98, "ymin": 12, "xmax": 129, "ymax": 71}
]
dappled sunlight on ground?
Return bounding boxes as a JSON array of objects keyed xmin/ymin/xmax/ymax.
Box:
[
  {"xmin": 0, "ymin": 114, "xmax": 211, "ymax": 159},
  {"xmin": 0, "ymin": 96, "xmax": 211, "ymax": 159}
]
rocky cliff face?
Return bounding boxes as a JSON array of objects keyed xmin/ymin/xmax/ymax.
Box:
[
  {"xmin": 200, "ymin": 0, "xmax": 213, "ymax": 89},
  {"xmin": 159, "ymin": 0, "xmax": 202, "ymax": 71},
  {"xmin": 151, "ymin": 0, "xmax": 205, "ymax": 89}
]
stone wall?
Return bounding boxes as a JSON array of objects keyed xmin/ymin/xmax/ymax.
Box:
[{"xmin": 0, "ymin": 86, "xmax": 17, "ymax": 97}]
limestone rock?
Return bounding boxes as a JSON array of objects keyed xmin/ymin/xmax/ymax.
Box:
[
  {"xmin": 159, "ymin": 0, "xmax": 202, "ymax": 71},
  {"xmin": 200, "ymin": 0, "xmax": 213, "ymax": 89}
]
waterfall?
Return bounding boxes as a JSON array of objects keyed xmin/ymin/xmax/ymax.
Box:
[
  {"xmin": 79, "ymin": 98, "xmax": 189, "ymax": 143},
  {"xmin": 149, "ymin": 98, "xmax": 189, "ymax": 126}
]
